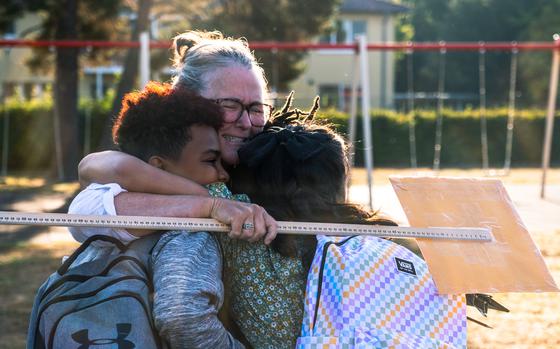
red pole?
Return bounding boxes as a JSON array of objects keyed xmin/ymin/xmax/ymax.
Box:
[{"xmin": 0, "ymin": 39, "xmax": 557, "ymax": 51}]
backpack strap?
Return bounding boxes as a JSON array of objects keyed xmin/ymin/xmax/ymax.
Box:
[
  {"xmin": 312, "ymin": 235, "xmax": 358, "ymax": 331},
  {"xmin": 125, "ymin": 233, "xmax": 164, "ymax": 279},
  {"xmin": 58, "ymin": 235, "xmax": 127, "ymax": 275},
  {"xmin": 126, "ymin": 233, "xmax": 163, "ymax": 256}
]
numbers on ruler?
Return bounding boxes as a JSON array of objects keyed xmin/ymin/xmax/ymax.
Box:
[{"xmin": 1, "ymin": 213, "xmax": 490, "ymax": 241}]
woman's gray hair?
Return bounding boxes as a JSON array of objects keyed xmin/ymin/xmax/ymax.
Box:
[{"xmin": 171, "ymin": 30, "xmax": 268, "ymax": 96}]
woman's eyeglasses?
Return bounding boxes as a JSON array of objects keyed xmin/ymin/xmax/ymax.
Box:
[{"xmin": 215, "ymin": 98, "xmax": 274, "ymax": 127}]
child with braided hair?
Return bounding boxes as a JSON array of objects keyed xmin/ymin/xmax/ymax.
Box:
[
  {"xmin": 221, "ymin": 94, "xmax": 397, "ymax": 348},
  {"xmin": 233, "ymin": 97, "xmax": 467, "ymax": 349}
]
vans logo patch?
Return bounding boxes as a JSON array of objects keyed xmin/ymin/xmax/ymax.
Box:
[{"xmin": 395, "ymin": 257, "xmax": 417, "ymax": 276}]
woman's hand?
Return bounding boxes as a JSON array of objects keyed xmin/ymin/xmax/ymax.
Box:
[
  {"xmin": 113, "ymin": 193, "xmax": 277, "ymax": 243},
  {"xmin": 210, "ymin": 198, "xmax": 278, "ymax": 245}
]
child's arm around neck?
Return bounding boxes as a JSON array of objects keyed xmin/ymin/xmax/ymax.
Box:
[{"xmin": 79, "ymin": 150, "xmax": 208, "ymax": 196}]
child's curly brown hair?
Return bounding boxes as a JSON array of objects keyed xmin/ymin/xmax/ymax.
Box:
[{"xmin": 112, "ymin": 81, "xmax": 223, "ymax": 162}]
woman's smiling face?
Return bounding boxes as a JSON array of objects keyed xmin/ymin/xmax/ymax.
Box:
[{"xmin": 201, "ymin": 65, "xmax": 267, "ymax": 166}]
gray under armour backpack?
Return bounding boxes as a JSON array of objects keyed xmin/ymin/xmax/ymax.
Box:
[{"xmin": 27, "ymin": 234, "xmax": 165, "ymax": 349}]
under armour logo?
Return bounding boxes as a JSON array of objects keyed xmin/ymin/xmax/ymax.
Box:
[{"xmin": 72, "ymin": 323, "xmax": 135, "ymax": 349}]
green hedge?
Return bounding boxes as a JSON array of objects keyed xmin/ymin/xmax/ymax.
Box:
[
  {"xmin": 1, "ymin": 99, "xmax": 559, "ymax": 172},
  {"xmin": 318, "ymin": 108, "xmax": 560, "ymax": 167},
  {"xmin": 0, "ymin": 98, "xmax": 111, "ymax": 172}
]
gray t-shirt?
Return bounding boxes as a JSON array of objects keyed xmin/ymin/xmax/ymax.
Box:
[{"xmin": 151, "ymin": 231, "xmax": 244, "ymax": 349}]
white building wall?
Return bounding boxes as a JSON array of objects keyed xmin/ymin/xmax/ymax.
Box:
[
  {"xmin": 0, "ymin": 13, "xmax": 53, "ymax": 99},
  {"xmin": 289, "ymin": 13, "xmax": 397, "ymax": 109}
]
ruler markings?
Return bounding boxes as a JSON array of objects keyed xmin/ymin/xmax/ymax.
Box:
[{"xmin": 0, "ymin": 211, "xmax": 492, "ymax": 241}]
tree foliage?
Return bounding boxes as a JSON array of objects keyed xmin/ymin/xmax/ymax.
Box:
[
  {"xmin": 97, "ymin": 0, "xmax": 153, "ymax": 149},
  {"xmin": 0, "ymin": 0, "xmax": 124, "ymax": 179},
  {"xmin": 190, "ymin": 0, "xmax": 341, "ymax": 91},
  {"xmin": 395, "ymin": 0, "xmax": 560, "ymax": 107},
  {"xmin": 1, "ymin": 1, "xmax": 125, "ymax": 71}
]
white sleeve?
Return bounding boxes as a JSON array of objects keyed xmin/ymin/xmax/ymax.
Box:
[{"xmin": 67, "ymin": 183, "xmax": 138, "ymax": 243}]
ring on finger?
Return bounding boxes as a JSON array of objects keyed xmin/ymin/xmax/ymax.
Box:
[{"xmin": 242, "ymin": 222, "xmax": 254, "ymax": 230}]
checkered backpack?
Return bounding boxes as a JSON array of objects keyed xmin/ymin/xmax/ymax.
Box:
[{"xmin": 297, "ymin": 235, "xmax": 467, "ymax": 349}]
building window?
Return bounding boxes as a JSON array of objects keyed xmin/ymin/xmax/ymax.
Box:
[
  {"xmin": 3, "ymin": 83, "xmax": 15, "ymax": 98},
  {"xmin": 318, "ymin": 85, "xmax": 341, "ymax": 110},
  {"xmin": 349, "ymin": 20, "xmax": 367, "ymax": 42},
  {"xmin": 320, "ymin": 19, "xmax": 367, "ymax": 44},
  {"xmin": 2, "ymin": 20, "xmax": 16, "ymax": 39},
  {"xmin": 319, "ymin": 84, "xmax": 365, "ymax": 112}
]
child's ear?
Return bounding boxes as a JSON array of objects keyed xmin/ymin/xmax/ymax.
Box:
[{"xmin": 148, "ymin": 156, "xmax": 165, "ymax": 169}]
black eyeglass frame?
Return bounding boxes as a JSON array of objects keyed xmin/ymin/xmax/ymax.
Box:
[{"xmin": 214, "ymin": 98, "xmax": 274, "ymax": 127}]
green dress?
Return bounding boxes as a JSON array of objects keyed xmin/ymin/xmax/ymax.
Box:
[{"xmin": 207, "ymin": 183, "xmax": 307, "ymax": 349}]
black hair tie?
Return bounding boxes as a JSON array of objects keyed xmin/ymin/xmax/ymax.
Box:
[{"xmin": 239, "ymin": 126, "xmax": 331, "ymax": 167}]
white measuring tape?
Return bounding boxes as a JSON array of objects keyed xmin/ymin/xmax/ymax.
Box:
[{"xmin": 0, "ymin": 211, "xmax": 493, "ymax": 241}]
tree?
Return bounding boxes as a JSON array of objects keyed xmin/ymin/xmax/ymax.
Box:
[
  {"xmin": 191, "ymin": 0, "xmax": 341, "ymax": 91},
  {"xmin": 395, "ymin": 0, "xmax": 560, "ymax": 107},
  {"xmin": 97, "ymin": 0, "xmax": 215, "ymax": 149},
  {"xmin": 98, "ymin": 0, "xmax": 153, "ymax": 149},
  {"xmin": 53, "ymin": 0, "xmax": 79, "ymax": 181},
  {"xmin": 0, "ymin": 0, "xmax": 122, "ymax": 180},
  {"xmin": 517, "ymin": 0, "xmax": 560, "ymax": 104}
]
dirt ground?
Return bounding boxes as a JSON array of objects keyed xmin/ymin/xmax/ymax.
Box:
[
  {"xmin": 349, "ymin": 168, "xmax": 560, "ymax": 349},
  {"xmin": 0, "ymin": 168, "xmax": 558, "ymax": 348}
]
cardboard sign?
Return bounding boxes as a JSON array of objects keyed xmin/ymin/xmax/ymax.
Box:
[{"xmin": 390, "ymin": 177, "xmax": 558, "ymax": 294}]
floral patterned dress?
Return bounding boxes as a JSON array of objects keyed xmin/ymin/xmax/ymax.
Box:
[{"xmin": 208, "ymin": 183, "xmax": 308, "ymax": 349}]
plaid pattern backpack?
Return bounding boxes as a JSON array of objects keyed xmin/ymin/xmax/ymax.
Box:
[{"xmin": 297, "ymin": 235, "xmax": 467, "ymax": 349}]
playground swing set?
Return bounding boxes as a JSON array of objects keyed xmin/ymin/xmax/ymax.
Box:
[
  {"xmin": 0, "ymin": 36, "xmax": 558, "ymax": 202},
  {"xmin": 403, "ymin": 44, "xmax": 519, "ymax": 175}
]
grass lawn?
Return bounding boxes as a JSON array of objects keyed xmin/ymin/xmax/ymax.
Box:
[
  {"xmin": 0, "ymin": 178, "xmax": 80, "ymax": 348},
  {"xmin": 0, "ymin": 238, "xmax": 79, "ymax": 347}
]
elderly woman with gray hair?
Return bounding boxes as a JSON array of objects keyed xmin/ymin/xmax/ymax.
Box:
[
  {"xmin": 70, "ymin": 31, "xmax": 309, "ymax": 348},
  {"xmin": 78, "ymin": 31, "xmax": 276, "ymax": 243}
]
